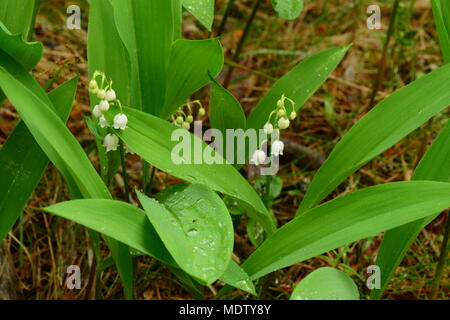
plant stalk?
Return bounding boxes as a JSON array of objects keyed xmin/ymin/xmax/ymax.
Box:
[
  {"xmin": 119, "ymin": 140, "xmax": 131, "ymax": 202},
  {"xmin": 368, "ymin": 0, "xmax": 400, "ymax": 108},
  {"xmin": 223, "ymin": 0, "xmax": 264, "ymax": 88},
  {"xmin": 430, "ymin": 212, "xmax": 450, "ymax": 299},
  {"xmin": 217, "ymin": 0, "xmax": 237, "ymax": 36}
]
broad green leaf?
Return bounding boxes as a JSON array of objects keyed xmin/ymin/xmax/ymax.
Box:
[
  {"xmin": 243, "ymin": 181, "xmax": 450, "ymax": 279},
  {"xmin": 246, "ymin": 46, "xmax": 349, "ymax": 131},
  {"xmin": 290, "ymin": 267, "xmax": 359, "ymax": 300},
  {"xmin": 209, "ymin": 77, "xmax": 246, "ymax": 165},
  {"xmin": 0, "ymin": 22, "xmax": 42, "ymax": 70},
  {"xmin": 0, "ymin": 54, "xmax": 110, "ymax": 199},
  {"xmin": 0, "ymin": 52, "xmax": 134, "ymax": 298},
  {"xmin": 0, "ymin": 21, "xmax": 42, "ymax": 105},
  {"xmin": 298, "ymin": 63, "xmax": 450, "ymax": 214},
  {"xmin": 88, "ymin": 0, "xmax": 131, "ymax": 106},
  {"xmin": 432, "ymin": 0, "xmax": 450, "ymax": 64},
  {"xmin": 110, "ymin": 0, "xmax": 173, "ymax": 115},
  {"xmin": 0, "ymin": 0, "xmax": 39, "ymax": 40},
  {"xmin": 44, "ymin": 199, "xmax": 174, "ymax": 265},
  {"xmin": 0, "ymin": 78, "xmax": 78, "ymax": 242},
  {"xmin": 210, "ymin": 77, "xmax": 246, "ymax": 133},
  {"xmin": 137, "ymin": 184, "xmax": 233, "ymax": 284},
  {"xmin": 161, "ymin": 38, "xmax": 224, "ymax": 119},
  {"xmin": 219, "ymin": 260, "xmax": 256, "ymax": 296},
  {"xmin": 181, "ymin": 0, "xmax": 215, "ymax": 31},
  {"xmin": 372, "ymin": 121, "xmax": 450, "ymax": 299},
  {"xmin": 271, "ymin": 0, "xmax": 304, "ymax": 20},
  {"xmin": 173, "ymin": 0, "xmax": 182, "ymax": 40},
  {"xmin": 112, "ymin": 106, "xmax": 276, "ymax": 234}
]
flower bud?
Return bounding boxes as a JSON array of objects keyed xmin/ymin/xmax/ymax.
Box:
[
  {"xmin": 278, "ymin": 117, "xmax": 290, "ymax": 130},
  {"xmin": 182, "ymin": 122, "xmax": 190, "ymax": 130},
  {"xmin": 290, "ymin": 111, "xmax": 297, "ymax": 120},
  {"xmin": 176, "ymin": 116, "xmax": 184, "ymax": 125},
  {"xmin": 186, "ymin": 115, "xmax": 194, "ymax": 123},
  {"xmin": 277, "ymin": 109, "xmax": 286, "ymax": 117},
  {"xmin": 198, "ymin": 108, "xmax": 206, "ymax": 116},
  {"xmin": 113, "ymin": 113, "xmax": 128, "ymax": 130},
  {"xmin": 89, "ymin": 80, "xmax": 98, "ymax": 92},
  {"xmin": 97, "ymin": 89, "xmax": 106, "ymax": 100}
]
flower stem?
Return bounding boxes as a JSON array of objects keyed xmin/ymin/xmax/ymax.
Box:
[
  {"xmin": 430, "ymin": 212, "xmax": 450, "ymax": 299},
  {"xmin": 119, "ymin": 140, "xmax": 130, "ymax": 202},
  {"xmin": 217, "ymin": 0, "xmax": 236, "ymax": 36},
  {"xmin": 223, "ymin": 0, "xmax": 264, "ymax": 88}
]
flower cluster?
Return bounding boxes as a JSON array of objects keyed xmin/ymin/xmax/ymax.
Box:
[
  {"xmin": 89, "ymin": 71, "xmax": 129, "ymax": 152},
  {"xmin": 171, "ymin": 100, "xmax": 206, "ymax": 131},
  {"xmin": 250, "ymin": 94, "xmax": 297, "ymax": 166}
]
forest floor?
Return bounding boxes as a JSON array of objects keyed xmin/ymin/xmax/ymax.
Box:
[{"xmin": 0, "ymin": 0, "xmax": 448, "ymax": 300}]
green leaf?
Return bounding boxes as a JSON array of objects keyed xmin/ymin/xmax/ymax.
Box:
[
  {"xmin": 88, "ymin": 0, "xmax": 131, "ymax": 106},
  {"xmin": 372, "ymin": 121, "xmax": 450, "ymax": 299},
  {"xmin": 0, "ymin": 51, "xmax": 134, "ymax": 298},
  {"xmin": 0, "ymin": 77, "xmax": 78, "ymax": 242},
  {"xmin": 44, "ymin": 199, "xmax": 174, "ymax": 265},
  {"xmin": 181, "ymin": 0, "xmax": 215, "ymax": 31},
  {"xmin": 209, "ymin": 76, "xmax": 246, "ymax": 165},
  {"xmin": 161, "ymin": 38, "xmax": 224, "ymax": 119},
  {"xmin": 271, "ymin": 0, "xmax": 304, "ymax": 20},
  {"xmin": 432, "ymin": 0, "xmax": 450, "ymax": 64},
  {"xmin": 113, "ymin": 107, "xmax": 276, "ymax": 234},
  {"xmin": 109, "ymin": 0, "xmax": 174, "ymax": 115},
  {"xmin": 137, "ymin": 184, "xmax": 233, "ymax": 284},
  {"xmin": 0, "ymin": 21, "xmax": 42, "ymax": 104},
  {"xmin": 0, "ymin": 52, "xmax": 110, "ymax": 199},
  {"xmin": 243, "ymin": 181, "xmax": 450, "ymax": 280},
  {"xmin": 219, "ymin": 260, "xmax": 256, "ymax": 296},
  {"xmin": 210, "ymin": 76, "xmax": 246, "ymax": 133},
  {"xmin": 298, "ymin": 63, "xmax": 450, "ymax": 214},
  {"xmin": 0, "ymin": 0, "xmax": 40, "ymax": 40},
  {"xmin": 290, "ymin": 267, "xmax": 359, "ymax": 300},
  {"xmin": 0, "ymin": 22, "xmax": 42, "ymax": 70},
  {"xmin": 246, "ymin": 46, "xmax": 349, "ymax": 131}
]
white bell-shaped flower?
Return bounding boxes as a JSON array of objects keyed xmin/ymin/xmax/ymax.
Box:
[
  {"xmin": 263, "ymin": 123, "xmax": 273, "ymax": 134},
  {"xmin": 92, "ymin": 105, "xmax": 102, "ymax": 118},
  {"xmin": 103, "ymin": 134, "xmax": 119, "ymax": 152},
  {"xmin": 105, "ymin": 89, "xmax": 116, "ymax": 101},
  {"xmin": 278, "ymin": 117, "xmax": 290, "ymax": 130},
  {"xmin": 250, "ymin": 149, "xmax": 267, "ymax": 166},
  {"xmin": 99, "ymin": 115, "xmax": 109, "ymax": 128},
  {"xmin": 99, "ymin": 100, "xmax": 110, "ymax": 112},
  {"xmin": 271, "ymin": 140, "xmax": 284, "ymax": 156},
  {"xmin": 113, "ymin": 113, "xmax": 128, "ymax": 130}
]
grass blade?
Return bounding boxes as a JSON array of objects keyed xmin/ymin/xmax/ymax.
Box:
[
  {"xmin": 0, "ymin": 77, "xmax": 78, "ymax": 242},
  {"xmin": 371, "ymin": 121, "xmax": 450, "ymax": 299},
  {"xmin": 298, "ymin": 63, "xmax": 450, "ymax": 214},
  {"xmin": 243, "ymin": 181, "xmax": 450, "ymax": 280}
]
